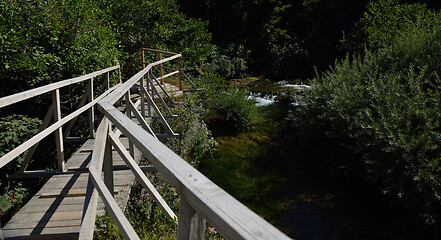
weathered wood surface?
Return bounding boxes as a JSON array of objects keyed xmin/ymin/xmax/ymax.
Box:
[
  {"xmin": 0, "ymin": 84, "xmax": 120, "ymax": 170},
  {"xmin": 100, "ymin": 100, "xmax": 292, "ymax": 239},
  {"xmin": 129, "ymin": 81, "xmax": 184, "ymax": 101},
  {"xmin": 0, "ymin": 65, "xmax": 119, "ymax": 109},
  {"xmin": 2, "ymin": 137, "xmax": 141, "ymax": 240}
]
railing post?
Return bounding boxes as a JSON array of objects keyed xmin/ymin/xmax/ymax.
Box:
[
  {"xmin": 159, "ymin": 52, "xmax": 164, "ymax": 84},
  {"xmin": 88, "ymin": 78, "xmax": 95, "ymax": 138},
  {"xmin": 118, "ymin": 65, "xmax": 122, "ymax": 84},
  {"xmin": 142, "ymin": 49, "xmax": 145, "ymax": 70},
  {"xmin": 104, "ymin": 127, "xmax": 114, "ymax": 196},
  {"xmin": 178, "ymin": 56, "xmax": 182, "ymax": 90},
  {"xmin": 52, "ymin": 89, "xmax": 65, "ymax": 172},
  {"xmin": 177, "ymin": 199, "xmax": 206, "ymax": 240},
  {"xmin": 125, "ymin": 91, "xmax": 135, "ymax": 158},
  {"xmin": 140, "ymin": 76, "xmax": 146, "ymax": 118},
  {"xmin": 106, "ymin": 72, "xmax": 110, "ymax": 90},
  {"xmin": 147, "ymin": 70, "xmax": 152, "ymax": 117}
]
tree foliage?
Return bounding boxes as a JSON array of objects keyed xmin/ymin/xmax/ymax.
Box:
[
  {"xmin": 179, "ymin": 0, "xmax": 372, "ymax": 78},
  {"xmin": 100, "ymin": 0, "xmax": 214, "ymax": 72},
  {"xmin": 0, "ymin": 0, "xmax": 215, "ymax": 222},
  {"xmin": 0, "ymin": 0, "xmax": 119, "ymax": 95},
  {"xmin": 341, "ymin": 0, "xmax": 440, "ymax": 53},
  {"xmin": 0, "ymin": 114, "xmax": 41, "ymax": 216},
  {"xmin": 289, "ymin": 7, "xmax": 441, "ymax": 224}
]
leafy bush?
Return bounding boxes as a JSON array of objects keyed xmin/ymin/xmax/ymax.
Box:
[
  {"xmin": 0, "ymin": 115, "xmax": 42, "ymax": 176},
  {"xmin": 194, "ymin": 70, "xmax": 227, "ymax": 100},
  {"xmin": 95, "ymin": 171, "xmax": 179, "ymax": 239},
  {"xmin": 100, "ymin": 0, "xmax": 215, "ymax": 72},
  {"xmin": 289, "ymin": 24, "xmax": 441, "ymax": 224},
  {"xmin": 0, "ymin": 1, "xmax": 120, "ymax": 95},
  {"xmin": 341, "ymin": 0, "xmax": 440, "ymax": 53},
  {"xmin": 205, "ymin": 44, "xmax": 250, "ymax": 79},
  {"xmin": 194, "ymin": 70, "xmax": 258, "ymax": 131},
  {"xmin": 0, "ymin": 114, "xmax": 41, "ymax": 216},
  {"xmin": 209, "ymin": 89, "xmax": 258, "ymax": 131},
  {"xmin": 165, "ymin": 98, "xmax": 215, "ymax": 166}
]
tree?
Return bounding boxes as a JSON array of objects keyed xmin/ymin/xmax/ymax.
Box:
[
  {"xmin": 0, "ymin": 0, "xmax": 120, "ymax": 96},
  {"xmin": 100, "ymin": 0, "xmax": 215, "ymax": 72}
]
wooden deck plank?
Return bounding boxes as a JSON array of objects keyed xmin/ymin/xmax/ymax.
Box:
[
  {"xmin": 2, "ymin": 220, "xmax": 82, "ymax": 230},
  {"xmin": 38, "ymin": 175, "xmax": 132, "ymax": 190},
  {"xmin": 3, "ymin": 226, "xmax": 80, "ymax": 237},
  {"xmin": 16, "ymin": 202, "xmax": 106, "ymax": 214}
]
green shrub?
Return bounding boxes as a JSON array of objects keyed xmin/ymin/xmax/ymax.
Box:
[
  {"xmin": 0, "ymin": 1, "xmax": 120, "ymax": 95},
  {"xmin": 0, "ymin": 114, "xmax": 41, "ymax": 216},
  {"xmin": 95, "ymin": 171, "xmax": 179, "ymax": 239},
  {"xmin": 289, "ymin": 24, "xmax": 441, "ymax": 224},
  {"xmin": 205, "ymin": 44, "xmax": 249, "ymax": 79},
  {"xmin": 100, "ymin": 0, "xmax": 215, "ymax": 72},
  {"xmin": 166, "ymin": 98, "xmax": 215, "ymax": 166},
  {"xmin": 209, "ymin": 89, "xmax": 258, "ymax": 131},
  {"xmin": 341, "ymin": 0, "xmax": 440, "ymax": 53},
  {"xmin": 194, "ymin": 70, "xmax": 228, "ymax": 97}
]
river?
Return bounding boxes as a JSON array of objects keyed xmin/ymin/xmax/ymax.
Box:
[{"xmin": 199, "ymin": 79, "xmax": 425, "ymax": 239}]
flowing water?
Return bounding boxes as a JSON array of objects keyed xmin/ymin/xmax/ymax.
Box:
[{"xmin": 199, "ymin": 79, "xmax": 422, "ymax": 239}]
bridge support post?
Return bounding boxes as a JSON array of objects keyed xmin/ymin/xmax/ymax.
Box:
[
  {"xmin": 178, "ymin": 57, "xmax": 182, "ymax": 90},
  {"xmin": 177, "ymin": 199, "xmax": 206, "ymax": 240},
  {"xmin": 88, "ymin": 78, "xmax": 95, "ymax": 138},
  {"xmin": 140, "ymin": 76, "xmax": 145, "ymax": 118},
  {"xmin": 125, "ymin": 92, "xmax": 135, "ymax": 158},
  {"xmin": 159, "ymin": 52, "xmax": 164, "ymax": 84},
  {"xmin": 104, "ymin": 131, "xmax": 114, "ymax": 196},
  {"xmin": 106, "ymin": 72, "xmax": 110, "ymax": 90},
  {"xmin": 142, "ymin": 49, "xmax": 145, "ymax": 69},
  {"xmin": 147, "ymin": 70, "xmax": 152, "ymax": 117},
  {"xmin": 52, "ymin": 89, "xmax": 65, "ymax": 172}
]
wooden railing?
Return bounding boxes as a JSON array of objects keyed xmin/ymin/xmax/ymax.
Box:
[
  {"xmin": 0, "ymin": 65, "xmax": 121, "ymax": 177},
  {"xmin": 123, "ymin": 48, "xmax": 203, "ymax": 93},
  {"xmin": 81, "ymin": 53, "xmax": 292, "ymax": 239},
  {"xmin": 0, "ymin": 50, "xmax": 291, "ymax": 239}
]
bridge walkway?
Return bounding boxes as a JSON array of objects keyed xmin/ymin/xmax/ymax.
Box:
[
  {"xmin": 1, "ymin": 78, "xmax": 183, "ymax": 239},
  {"xmin": 0, "ymin": 49, "xmax": 291, "ymax": 239},
  {"xmin": 2, "ymin": 131, "xmax": 141, "ymax": 239}
]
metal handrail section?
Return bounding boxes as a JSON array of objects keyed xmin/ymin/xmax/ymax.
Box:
[
  {"xmin": 92, "ymin": 55, "xmax": 291, "ymax": 239},
  {"xmin": 0, "ymin": 65, "xmax": 121, "ymax": 175}
]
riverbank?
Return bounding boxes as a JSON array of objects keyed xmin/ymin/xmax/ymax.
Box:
[{"xmin": 199, "ymin": 78, "xmax": 440, "ymax": 239}]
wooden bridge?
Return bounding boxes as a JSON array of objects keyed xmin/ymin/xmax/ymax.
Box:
[{"xmin": 0, "ymin": 49, "xmax": 291, "ymax": 239}]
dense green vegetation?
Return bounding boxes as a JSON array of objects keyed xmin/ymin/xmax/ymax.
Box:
[
  {"xmin": 340, "ymin": 0, "xmax": 441, "ymax": 53},
  {"xmin": 288, "ymin": 0, "xmax": 441, "ymax": 227},
  {"xmin": 0, "ymin": 115, "xmax": 41, "ymax": 216},
  {"xmin": 0, "ymin": 0, "xmax": 213, "ymax": 225},
  {"xmin": 0, "ymin": 0, "xmax": 119, "ymax": 93},
  {"xmin": 2, "ymin": 0, "xmax": 441, "ymax": 238},
  {"xmin": 179, "ymin": 0, "xmax": 367, "ymax": 78},
  {"xmin": 98, "ymin": 0, "xmax": 214, "ymax": 72}
]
